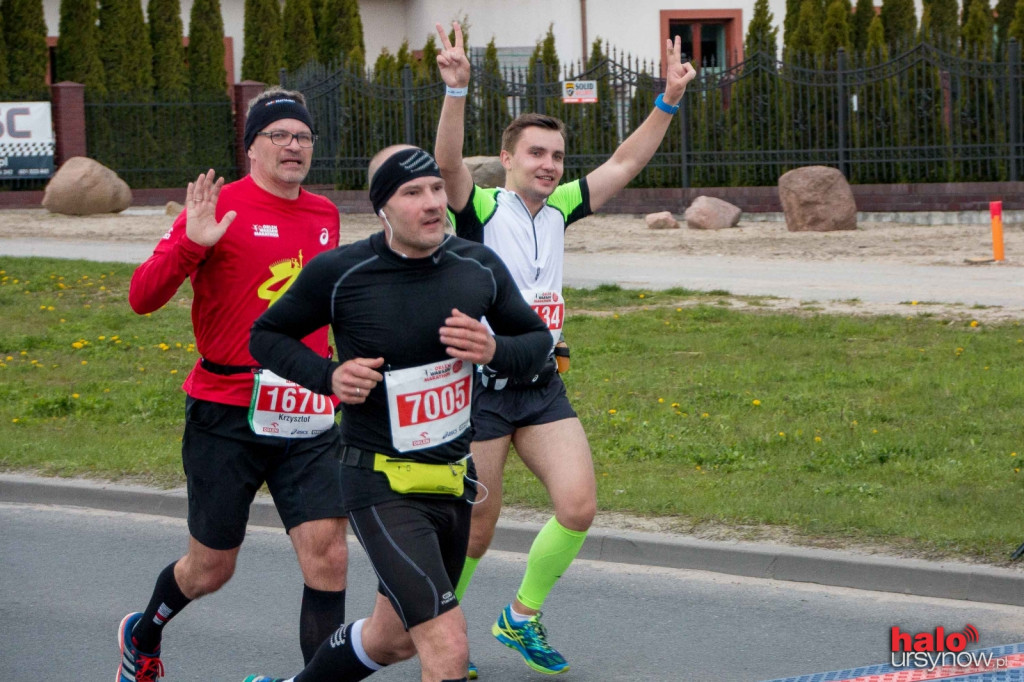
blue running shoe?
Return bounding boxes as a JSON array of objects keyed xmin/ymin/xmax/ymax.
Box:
[
  {"xmin": 117, "ymin": 612, "xmax": 165, "ymax": 681},
  {"xmin": 467, "ymin": 659, "xmax": 479, "ymax": 679},
  {"xmin": 491, "ymin": 605, "xmax": 569, "ymax": 675}
]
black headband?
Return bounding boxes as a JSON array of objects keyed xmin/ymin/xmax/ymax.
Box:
[
  {"xmin": 244, "ymin": 97, "xmax": 315, "ymax": 150},
  {"xmin": 369, "ymin": 148, "xmax": 442, "ymax": 213}
]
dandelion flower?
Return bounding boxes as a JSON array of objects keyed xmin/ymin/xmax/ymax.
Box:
[
  {"xmin": 639, "ymin": 293, "xmax": 645, "ymax": 299},
  {"xmin": 81, "ymin": 360, "xmax": 88, "ymax": 365},
  {"xmin": 72, "ymin": 393, "xmax": 79, "ymax": 399},
  {"xmin": 970, "ymin": 320, "xmax": 979, "ymax": 327},
  {"xmin": 608, "ymin": 409, "xmax": 617, "ymax": 415},
  {"xmin": 814, "ymin": 436, "xmax": 822, "ymax": 443},
  {"xmin": 752, "ymin": 399, "xmax": 761, "ymax": 406},
  {"xmin": 658, "ymin": 398, "xmax": 665, "ymax": 403},
  {"xmin": 72, "ymin": 342, "xmax": 84, "ymax": 349},
  {"xmin": 701, "ymin": 412, "xmax": 709, "ymax": 418},
  {"xmin": 778, "ymin": 432, "xmax": 785, "ymax": 438},
  {"xmin": 671, "ymin": 402, "xmax": 680, "ymax": 408}
]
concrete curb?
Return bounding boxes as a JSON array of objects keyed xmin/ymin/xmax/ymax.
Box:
[{"xmin": 3, "ymin": 473, "xmax": 1022, "ymax": 608}]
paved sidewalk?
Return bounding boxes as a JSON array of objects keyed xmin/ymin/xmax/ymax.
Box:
[{"xmin": 3, "ymin": 473, "xmax": 1021, "ymax": 607}]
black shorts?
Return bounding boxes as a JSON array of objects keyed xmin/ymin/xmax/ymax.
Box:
[
  {"xmin": 471, "ymin": 373, "xmax": 578, "ymax": 441},
  {"xmin": 181, "ymin": 396, "xmax": 346, "ymax": 550},
  {"xmin": 347, "ymin": 497, "xmax": 471, "ymax": 630}
]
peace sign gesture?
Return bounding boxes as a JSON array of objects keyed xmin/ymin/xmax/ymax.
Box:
[
  {"xmin": 663, "ymin": 35, "xmax": 697, "ymax": 105},
  {"xmin": 435, "ymin": 21, "xmax": 470, "ymax": 89}
]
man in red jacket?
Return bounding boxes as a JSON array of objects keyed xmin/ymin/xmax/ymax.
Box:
[{"xmin": 116, "ymin": 87, "xmax": 348, "ymax": 682}]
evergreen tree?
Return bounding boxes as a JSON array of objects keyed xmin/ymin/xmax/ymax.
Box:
[
  {"xmin": 995, "ymin": 0, "xmax": 1019, "ymax": 51},
  {"xmin": 920, "ymin": 0, "xmax": 960, "ymax": 48},
  {"xmin": 188, "ymin": 0, "xmax": 227, "ymax": 93},
  {"xmin": 309, "ymin": 0, "xmax": 324, "ymax": 43},
  {"xmin": 283, "ymin": 0, "xmax": 317, "ymax": 72},
  {"xmin": 93, "ymin": 0, "xmax": 156, "ymax": 186},
  {"xmin": 99, "ymin": 0, "xmax": 155, "ymax": 94},
  {"xmin": 149, "ymin": 0, "xmax": 188, "ymax": 185},
  {"xmin": 526, "ymin": 24, "xmax": 565, "ymax": 123},
  {"xmin": 880, "ymin": 0, "xmax": 918, "ymax": 51},
  {"xmin": 959, "ymin": 0, "xmax": 999, "ymax": 179},
  {"xmin": 746, "ymin": 0, "xmax": 780, "ymax": 56},
  {"xmin": 822, "ymin": 0, "xmax": 853, "ymax": 60},
  {"xmin": 731, "ymin": 0, "xmax": 781, "ymax": 186},
  {"xmin": 1011, "ymin": 0, "xmax": 1024, "ymax": 41},
  {"xmin": 851, "ymin": 15, "xmax": 901, "ymax": 182},
  {"xmin": 0, "ymin": 6, "xmax": 10, "ymax": 94},
  {"xmin": 319, "ymin": 0, "xmax": 364, "ymax": 67},
  {"xmin": 2, "ymin": 0, "xmax": 49, "ymax": 97},
  {"xmin": 579, "ymin": 38, "xmax": 617, "ymax": 160},
  {"xmin": 187, "ymin": 0, "xmax": 233, "ymax": 177},
  {"xmin": 786, "ymin": 0, "xmax": 825, "ymax": 58},
  {"xmin": 851, "ymin": 0, "xmax": 875, "ymax": 52},
  {"xmin": 149, "ymin": 0, "xmax": 187, "ymax": 97},
  {"xmin": 242, "ymin": 0, "xmax": 284, "ymax": 84},
  {"xmin": 784, "ymin": 0, "xmax": 804, "ymax": 45},
  {"xmin": 473, "ymin": 36, "xmax": 510, "ymax": 155},
  {"xmin": 57, "ymin": 0, "xmax": 106, "ymax": 93},
  {"xmin": 867, "ymin": 13, "xmax": 889, "ymax": 58}
]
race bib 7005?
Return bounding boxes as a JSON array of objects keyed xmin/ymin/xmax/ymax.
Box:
[{"xmin": 385, "ymin": 359, "xmax": 472, "ymax": 453}]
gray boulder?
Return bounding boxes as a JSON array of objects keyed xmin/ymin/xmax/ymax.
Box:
[
  {"xmin": 464, "ymin": 156, "xmax": 506, "ymax": 188},
  {"xmin": 645, "ymin": 211, "xmax": 680, "ymax": 230},
  {"xmin": 778, "ymin": 166, "xmax": 857, "ymax": 232},
  {"xmin": 685, "ymin": 196, "xmax": 742, "ymax": 229},
  {"xmin": 42, "ymin": 157, "xmax": 132, "ymax": 215}
]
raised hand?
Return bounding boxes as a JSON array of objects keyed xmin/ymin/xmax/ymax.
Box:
[
  {"xmin": 185, "ymin": 169, "xmax": 236, "ymax": 247},
  {"xmin": 663, "ymin": 35, "xmax": 697, "ymax": 105},
  {"xmin": 435, "ymin": 21, "xmax": 470, "ymax": 89}
]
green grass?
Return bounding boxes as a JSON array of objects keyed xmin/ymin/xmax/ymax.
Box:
[{"xmin": 2, "ymin": 261, "xmax": 1023, "ymax": 562}]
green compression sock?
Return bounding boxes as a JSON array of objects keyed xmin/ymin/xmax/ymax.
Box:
[
  {"xmin": 515, "ymin": 517, "xmax": 588, "ymax": 610},
  {"xmin": 454, "ymin": 555, "xmax": 480, "ymax": 602}
]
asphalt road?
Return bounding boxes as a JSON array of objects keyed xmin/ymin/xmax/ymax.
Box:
[{"xmin": 3, "ymin": 503, "xmax": 1022, "ymax": 682}]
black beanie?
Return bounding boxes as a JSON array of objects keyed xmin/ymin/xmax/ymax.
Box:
[{"xmin": 243, "ymin": 96, "xmax": 315, "ymax": 150}]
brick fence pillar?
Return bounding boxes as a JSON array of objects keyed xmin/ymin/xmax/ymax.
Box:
[
  {"xmin": 233, "ymin": 80, "xmax": 266, "ymax": 177},
  {"xmin": 50, "ymin": 81, "xmax": 87, "ymax": 166}
]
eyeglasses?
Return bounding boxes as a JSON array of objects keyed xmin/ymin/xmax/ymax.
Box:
[{"xmin": 256, "ymin": 131, "xmax": 318, "ymax": 148}]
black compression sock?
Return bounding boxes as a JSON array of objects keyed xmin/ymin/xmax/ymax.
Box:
[
  {"xmin": 296, "ymin": 620, "xmax": 382, "ymax": 682},
  {"xmin": 299, "ymin": 585, "xmax": 346, "ymax": 664},
  {"xmin": 133, "ymin": 561, "xmax": 192, "ymax": 652}
]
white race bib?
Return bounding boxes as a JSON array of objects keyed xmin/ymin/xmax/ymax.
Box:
[
  {"xmin": 524, "ymin": 289, "xmax": 563, "ymax": 345},
  {"xmin": 248, "ymin": 369, "xmax": 336, "ymax": 439},
  {"xmin": 385, "ymin": 359, "xmax": 472, "ymax": 453}
]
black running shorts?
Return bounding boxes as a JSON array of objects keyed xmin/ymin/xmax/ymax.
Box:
[
  {"xmin": 347, "ymin": 496, "xmax": 471, "ymax": 630},
  {"xmin": 181, "ymin": 396, "xmax": 346, "ymax": 550},
  {"xmin": 470, "ymin": 373, "xmax": 578, "ymax": 441}
]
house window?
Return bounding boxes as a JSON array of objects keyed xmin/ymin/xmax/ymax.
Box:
[{"xmin": 661, "ymin": 10, "xmax": 743, "ymax": 73}]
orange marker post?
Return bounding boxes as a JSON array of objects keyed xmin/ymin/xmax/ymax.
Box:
[{"xmin": 991, "ymin": 201, "xmax": 1004, "ymax": 262}]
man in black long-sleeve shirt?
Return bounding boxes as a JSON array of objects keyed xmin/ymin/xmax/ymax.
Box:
[{"xmin": 247, "ymin": 145, "xmax": 551, "ymax": 682}]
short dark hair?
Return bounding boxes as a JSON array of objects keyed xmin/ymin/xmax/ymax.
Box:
[{"xmin": 501, "ymin": 113, "xmax": 566, "ymax": 154}]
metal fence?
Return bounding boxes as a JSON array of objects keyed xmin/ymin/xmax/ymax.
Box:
[
  {"xmin": 84, "ymin": 95, "xmax": 236, "ymax": 189},
  {"xmin": 283, "ymin": 39, "xmax": 1023, "ymax": 189}
]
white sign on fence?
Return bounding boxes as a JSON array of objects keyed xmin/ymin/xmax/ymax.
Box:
[
  {"xmin": 562, "ymin": 80, "xmax": 598, "ymax": 104},
  {"xmin": 0, "ymin": 102, "xmax": 55, "ymax": 180}
]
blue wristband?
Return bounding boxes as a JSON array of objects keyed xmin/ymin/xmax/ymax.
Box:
[{"xmin": 655, "ymin": 93, "xmax": 679, "ymax": 115}]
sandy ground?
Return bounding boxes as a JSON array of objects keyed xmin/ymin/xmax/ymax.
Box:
[{"xmin": 0, "ymin": 206, "xmax": 1018, "ymax": 267}]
